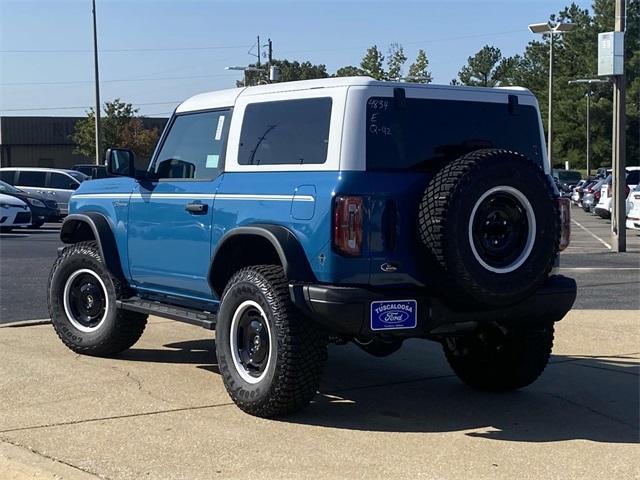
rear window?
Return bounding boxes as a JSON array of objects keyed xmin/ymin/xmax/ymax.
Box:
[
  {"xmin": 626, "ymin": 170, "xmax": 640, "ymax": 185},
  {"xmin": 556, "ymin": 170, "xmax": 582, "ymax": 183},
  {"xmin": 366, "ymin": 97, "xmax": 543, "ymax": 170},
  {"xmin": 238, "ymin": 98, "xmax": 332, "ymax": 166}
]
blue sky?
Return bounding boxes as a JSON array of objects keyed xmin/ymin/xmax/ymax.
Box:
[{"xmin": 0, "ymin": 0, "xmax": 592, "ymax": 117}]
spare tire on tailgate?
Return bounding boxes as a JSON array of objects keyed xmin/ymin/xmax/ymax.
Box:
[{"xmin": 418, "ymin": 148, "xmax": 559, "ymax": 308}]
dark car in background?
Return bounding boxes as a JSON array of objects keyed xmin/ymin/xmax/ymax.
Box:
[
  {"xmin": 553, "ymin": 169, "xmax": 583, "ymax": 196},
  {"xmin": 0, "ymin": 180, "xmax": 60, "ymax": 227},
  {"xmin": 72, "ymin": 164, "xmax": 108, "ymax": 179}
]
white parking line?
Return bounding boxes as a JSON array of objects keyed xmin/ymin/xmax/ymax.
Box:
[{"xmin": 571, "ymin": 219, "xmax": 612, "ymax": 250}]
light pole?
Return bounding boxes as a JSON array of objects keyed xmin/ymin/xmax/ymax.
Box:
[
  {"xmin": 91, "ymin": 0, "xmax": 101, "ymax": 165},
  {"xmin": 225, "ymin": 65, "xmax": 280, "ymax": 86},
  {"xmin": 529, "ymin": 21, "xmax": 576, "ymax": 166},
  {"xmin": 568, "ymin": 78, "xmax": 609, "ymax": 177}
]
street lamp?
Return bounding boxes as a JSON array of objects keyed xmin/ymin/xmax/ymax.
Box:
[
  {"xmin": 568, "ymin": 78, "xmax": 609, "ymax": 177},
  {"xmin": 528, "ymin": 21, "xmax": 576, "ymax": 166},
  {"xmin": 225, "ymin": 65, "xmax": 280, "ymax": 86}
]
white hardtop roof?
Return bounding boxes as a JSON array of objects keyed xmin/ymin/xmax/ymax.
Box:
[{"xmin": 175, "ymin": 76, "xmax": 534, "ymax": 113}]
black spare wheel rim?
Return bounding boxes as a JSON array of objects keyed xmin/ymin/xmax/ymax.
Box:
[
  {"xmin": 63, "ymin": 269, "xmax": 108, "ymax": 332},
  {"xmin": 230, "ymin": 300, "xmax": 272, "ymax": 384},
  {"xmin": 469, "ymin": 186, "xmax": 535, "ymax": 273}
]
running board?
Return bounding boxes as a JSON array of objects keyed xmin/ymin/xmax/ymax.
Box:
[{"xmin": 117, "ymin": 297, "xmax": 217, "ymax": 330}]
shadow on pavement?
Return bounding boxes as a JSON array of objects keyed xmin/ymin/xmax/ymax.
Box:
[{"xmin": 119, "ymin": 339, "xmax": 639, "ymax": 444}]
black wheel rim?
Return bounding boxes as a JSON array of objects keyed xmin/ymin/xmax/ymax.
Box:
[
  {"xmin": 471, "ymin": 191, "xmax": 530, "ymax": 270},
  {"xmin": 234, "ymin": 304, "xmax": 270, "ymax": 379},
  {"xmin": 66, "ymin": 272, "xmax": 106, "ymax": 329}
]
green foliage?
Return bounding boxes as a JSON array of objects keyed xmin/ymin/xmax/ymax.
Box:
[
  {"xmin": 387, "ymin": 43, "xmax": 407, "ymax": 80},
  {"xmin": 71, "ymin": 99, "xmax": 159, "ymax": 162},
  {"xmin": 407, "ymin": 49, "xmax": 433, "ymax": 83},
  {"xmin": 334, "ymin": 65, "xmax": 366, "ymax": 77},
  {"xmin": 458, "ymin": 45, "xmax": 503, "ymax": 87},
  {"xmin": 360, "ymin": 45, "xmax": 386, "ymax": 80}
]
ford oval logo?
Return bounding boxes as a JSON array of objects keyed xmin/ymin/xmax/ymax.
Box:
[{"xmin": 381, "ymin": 310, "xmax": 410, "ymax": 324}]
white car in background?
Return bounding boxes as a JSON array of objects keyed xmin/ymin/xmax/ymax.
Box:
[
  {"xmin": 626, "ymin": 184, "xmax": 640, "ymax": 231},
  {"xmin": 594, "ymin": 167, "xmax": 640, "ymax": 219},
  {"xmin": 0, "ymin": 193, "xmax": 31, "ymax": 232}
]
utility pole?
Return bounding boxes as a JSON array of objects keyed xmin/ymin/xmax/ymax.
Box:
[
  {"xmin": 548, "ymin": 31, "xmax": 555, "ymax": 165},
  {"xmin": 91, "ymin": 0, "xmax": 101, "ymax": 165},
  {"xmin": 611, "ymin": 0, "xmax": 626, "ymax": 252},
  {"xmin": 256, "ymin": 35, "xmax": 261, "ymax": 68},
  {"xmin": 568, "ymin": 78, "xmax": 609, "ymax": 178}
]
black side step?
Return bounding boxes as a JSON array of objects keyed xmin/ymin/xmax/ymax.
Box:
[{"xmin": 117, "ymin": 297, "xmax": 217, "ymax": 330}]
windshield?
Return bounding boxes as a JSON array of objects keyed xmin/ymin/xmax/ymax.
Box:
[
  {"xmin": 67, "ymin": 171, "xmax": 88, "ymax": 182},
  {"xmin": 0, "ymin": 180, "xmax": 21, "ymax": 194},
  {"xmin": 366, "ymin": 97, "xmax": 543, "ymax": 170}
]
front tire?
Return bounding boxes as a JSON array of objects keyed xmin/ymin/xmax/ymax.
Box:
[
  {"xmin": 216, "ymin": 265, "xmax": 327, "ymax": 418},
  {"xmin": 48, "ymin": 241, "xmax": 147, "ymax": 356},
  {"xmin": 443, "ymin": 323, "xmax": 554, "ymax": 391}
]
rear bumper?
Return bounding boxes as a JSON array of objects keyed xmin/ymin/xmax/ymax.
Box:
[{"xmin": 290, "ymin": 275, "xmax": 577, "ymax": 337}]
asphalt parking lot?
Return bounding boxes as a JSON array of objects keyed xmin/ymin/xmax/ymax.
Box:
[
  {"xmin": 1, "ymin": 207, "xmax": 639, "ymax": 324},
  {"xmin": 0, "ymin": 207, "xmax": 638, "ymax": 479}
]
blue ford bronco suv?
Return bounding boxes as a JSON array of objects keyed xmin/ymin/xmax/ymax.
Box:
[{"xmin": 48, "ymin": 77, "xmax": 576, "ymax": 417}]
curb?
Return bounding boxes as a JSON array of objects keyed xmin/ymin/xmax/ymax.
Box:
[{"xmin": 0, "ymin": 319, "xmax": 51, "ymax": 328}]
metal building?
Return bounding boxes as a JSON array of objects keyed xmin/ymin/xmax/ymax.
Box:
[{"xmin": 0, "ymin": 116, "xmax": 168, "ymax": 169}]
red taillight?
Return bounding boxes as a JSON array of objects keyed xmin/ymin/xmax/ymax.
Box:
[
  {"xmin": 594, "ymin": 190, "xmax": 601, "ymax": 200},
  {"xmin": 625, "ymin": 185, "xmax": 630, "ymax": 198},
  {"xmin": 333, "ymin": 196, "xmax": 363, "ymax": 256},
  {"xmin": 558, "ymin": 197, "xmax": 571, "ymax": 251}
]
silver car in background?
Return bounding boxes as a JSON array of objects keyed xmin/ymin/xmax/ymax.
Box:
[{"xmin": 0, "ymin": 167, "xmax": 88, "ymax": 216}]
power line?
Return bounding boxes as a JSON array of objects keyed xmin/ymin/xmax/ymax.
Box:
[
  {"xmin": 0, "ymin": 72, "xmax": 239, "ymax": 87},
  {"xmin": 0, "ymin": 100, "xmax": 181, "ymax": 113},
  {"xmin": 0, "ymin": 44, "xmax": 251, "ymax": 54},
  {"xmin": 278, "ymin": 29, "xmax": 523, "ymax": 56}
]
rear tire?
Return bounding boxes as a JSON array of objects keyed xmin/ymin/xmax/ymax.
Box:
[
  {"xmin": 48, "ymin": 241, "xmax": 147, "ymax": 356},
  {"xmin": 443, "ymin": 323, "xmax": 554, "ymax": 391},
  {"xmin": 216, "ymin": 265, "xmax": 327, "ymax": 418}
]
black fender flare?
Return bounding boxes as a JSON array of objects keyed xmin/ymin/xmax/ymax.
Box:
[
  {"xmin": 60, "ymin": 213, "xmax": 126, "ymax": 280},
  {"xmin": 208, "ymin": 224, "xmax": 315, "ymax": 297}
]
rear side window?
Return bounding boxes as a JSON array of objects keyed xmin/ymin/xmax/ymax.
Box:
[
  {"xmin": 626, "ymin": 170, "xmax": 640, "ymax": 185},
  {"xmin": 366, "ymin": 97, "xmax": 543, "ymax": 170},
  {"xmin": 238, "ymin": 98, "xmax": 332, "ymax": 166},
  {"xmin": 154, "ymin": 109, "xmax": 230, "ymax": 180},
  {"xmin": 17, "ymin": 170, "xmax": 46, "ymax": 187}
]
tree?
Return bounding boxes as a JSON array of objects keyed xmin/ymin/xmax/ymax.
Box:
[
  {"xmin": 72, "ymin": 99, "xmax": 159, "ymax": 162},
  {"xmin": 407, "ymin": 49, "xmax": 433, "ymax": 83},
  {"xmin": 458, "ymin": 45, "xmax": 503, "ymax": 87},
  {"xmin": 360, "ymin": 45, "xmax": 386, "ymax": 80},
  {"xmin": 386, "ymin": 43, "xmax": 407, "ymax": 80},
  {"xmin": 334, "ymin": 65, "xmax": 366, "ymax": 77}
]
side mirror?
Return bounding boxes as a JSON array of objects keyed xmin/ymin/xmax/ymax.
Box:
[{"xmin": 105, "ymin": 148, "xmax": 135, "ymax": 177}]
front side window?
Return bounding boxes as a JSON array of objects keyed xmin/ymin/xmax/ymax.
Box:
[
  {"xmin": 154, "ymin": 110, "xmax": 230, "ymax": 180},
  {"xmin": 238, "ymin": 98, "xmax": 332, "ymax": 166},
  {"xmin": 48, "ymin": 172, "xmax": 79, "ymax": 190},
  {"xmin": 0, "ymin": 171, "xmax": 15, "ymax": 184},
  {"xmin": 17, "ymin": 171, "xmax": 46, "ymax": 187}
]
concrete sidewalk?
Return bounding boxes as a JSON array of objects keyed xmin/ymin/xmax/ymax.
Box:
[{"xmin": 1, "ymin": 312, "xmax": 638, "ymax": 480}]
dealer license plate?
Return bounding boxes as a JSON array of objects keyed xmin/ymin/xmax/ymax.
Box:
[{"xmin": 370, "ymin": 299, "xmax": 417, "ymax": 331}]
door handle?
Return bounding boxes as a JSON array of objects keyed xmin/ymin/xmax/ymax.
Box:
[{"xmin": 185, "ymin": 202, "xmax": 208, "ymax": 214}]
